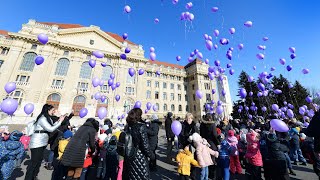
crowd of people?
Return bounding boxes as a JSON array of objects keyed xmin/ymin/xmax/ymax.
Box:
[{"xmin": 0, "ymin": 103, "xmax": 319, "ymax": 180}]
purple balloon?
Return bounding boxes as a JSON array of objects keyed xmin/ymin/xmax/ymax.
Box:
[
  {"xmin": 270, "ymin": 67, "xmax": 276, "ymax": 71},
  {"xmin": 227, "ymin": 63, "xmax": 232, "ymax": 68},
  {"xmin": 308, "ymin": 109, "xmax": 315, "ymax": 117},
  {"xmin": 263, "ymin": 37, "xmax": 269, "ymax": 41},
  {"xmin": 79, "ymin": 108, "xmax": 88, "ymax": 118},
  {"xmin": 229, "ymin": 69, "xmax": 235, "ymax": 75},
  {"xmin": 146, "ymin": 102, "xmax": 152, "ymax": 110},
  {"xmin": 244, "ymin": 21, "xmax": 253, "ymax": 27},
  {"xmin": 220, "ymin": 38, "xmax": 229, "ymax": 45},
  {"xmin": 108, "ymin": 79, "xmax": 114, "ymax": 86},
  {"xmin": 98, "ymin": 107, "xmax": 107, "ymax": 120},
  {"xmin": 204, "ymin": 34, "xmax": 209, "ymax": 40},
  {"xmin": 238, "ymin": 44, "xmax": 244, "ymax": 50},
  {"xmin": 124, "ymin": 5, "xmax": 131, "ymax": 13},
  {"xmin": 288, "ymin": 83, "xmax": 293, "ymax": 89},
  {"xmin": 172, "ymin": 0, "xmax": 178, "ymax": 5},
  {"xmin": 206, "ymin": 40, "xmax": 213, "ymax": 51},
  {"xmin": 226, "ymin": 53, "xmax": 232, "ymax": 60},
  {"xmin": 1, "ymin": 98, "xmax": 18, "ymax": 115},
  {"xmin": 205, "ymin": 59, "xmax": 209, "ymax": 64},
  {"xmin": 122, "ymin": 33, "xmax": 128, "ymax": 40},
  {"xmin": 134, "ymin": 101, "xmax": 142, "ymax": 108},
  {"xmin": 125, "ymin": 47, "xmax": 131, "ymax": 54},
  {"xmin": 24, "ymin": 103, "xmax": 34, "ymax": 115},
  {"xmin": 99, "ymin": 80, "xmax": 105, "ymax": 86},
  {"xmin": 171, "ymin": 120, "xmax": 182, "ymax": 136},
  {"xmin": 150, "ymin": 52, "xmax": 156, "ymax": 61},
  {"xmin": 115, "ymin": 95, "xmax": 120, "ymax": 102},
  {"xmin": 92, "ymin": 77, "xmax": 100, "ymax": 87},
  {"xmin": 258, "ymin": 83, "xmax": 266, "ymax": 91},
  {"xmin": 216, "ymin": 106, "xmax": 223, "ymax": 115},
  {"xmin": 257, "ymin": 92, "xmax": 263, "ymax": 97},
  {"xmin": 101, "ymin": 95, "xmax": 106, "ymax": 102},
  {"xmin": 92, "ymin": 51, "xmax": 104, "ymax": 58},
  {"xmin": 253, "ymin": 66, "xmax": 256, "ymax": 70},
  {"xmin": 197, "ymin": 52, "xmax": 203, "ymax": 59},
  {"xmin": 156, "ymin": 70, "xmax": 160, "ymax": 76},
  {"xmin": 213, "ymin": 30, "xmax": 219, "ymax": 37},
  {"xmin": 270, "ymin": 119, "xmax": 289, "ymax": 132},
  {"xmin": 213, "ymin": 44, "xmax": 218, "ymax": 49},
  {"xmin": 262, "ymin": 106, "xmax": 267, "ymax": 112},
  {"xmin": 214, "ymin": 60, "xmax": 220, "ymax": 66},
  {"xmin": 274, "ymin": 89, "xmax": 282, "ymax": 94},
  {"xmin": 101, "ymin": 62, "xmax": 107, "ymax": 67},
  {"xmin": 286, "ymin": 65, "xmax": 293, "ymax": 72},
  {"xmin": 37, "ymin": 33, "xmax": 48, "ymax": 45},
  {"xmin": 272, "ymin": 104, "xmax": 279, "ymax": 111},
  {"xmin": 128, "ymin": 68, "xmax": 135, "ymax": 77},
  {"xmin": 229, "ymin": 28, "xmax": 236, "ymax": 34},
  {"xmin": 176, "ymin": 56, "xmax": 181, "ymax": 61},
  {"xmin": 247, "ymin": 76, "xmax": 254, "ymax": 82},
  {"xmin": 289, "ymin": 47, "xmax": 296, "ymax": 53},
  {"xmin": 120, "ymin": 54, "xmax": 127, "ymax": 60},
  {"xmin": 154, "ymin": 18, "xmax": 159, "ymax": 23},
  {"xmin": 89, "ymin": 59, "xmax": 96, "ymax": 68},
  {"xmin": 111, "ymin": 84, "xmax": 116, "ymax": 91},
  {"xmin": 287, "ymin": 109, "xmax": 294, "ymax": 118},
  {"xmin": 4, "ymin": 82, "xmax": 16, "ymax": 94},
  {"xmin": 116, "ymin": 82, "xmax": 120, "ymax": 87},
  {"xmin": 208, "ymin": 66, "xmax": 215, "ymax": 73},
  {"xmin": 185, "ymin": 2, "xmax": 193, "ymax": 10},
  {"xmin": 150, "ymin": 47, "xmax": 155, "ymax": 52},
  {"xmin": 138, "ymin": 69, "xmax": 145, "ymax": 75},
  {"xmin": 94, "ymin": 92, "xmax": 101, "ymax": 100},
  {"xmin": 306, "ymin": 96, "xmax": 313, "ymax": 103},
  {"xmin": 256, "ymin": 53, "xmax": 265, "ymax": 60},
  {"xmin": 257, "ymin": 45, "xmax": 266, "ymax": 50},
  {"xmin": 211, "ymin": 7, "xmax": 219, "ymax": 12},
  {"xmin": 239, "ymin": 88, "xmax": 247, "ymax": 99},
  {"xmin": 279, "ymin": 58, "xmax": 286, "ymax": 65},
  {"xmin": 299, "ymin": 107, "xmax": 305, "ymax": 115},
  {"xmin": 109, "ymin": 73, "xmax": 115, "ymax": 79},
  {"xmin": 196, "ymin": 90, "xmax": 203, "ymax": 99},
  {"xmin": 290, "ymin": 54, "xmax": 296, "ymax": 59},
  {"xmin": 34, "ymin": 55, "xmax": 44, "ymax": 65},
  {"xmin": 188, "ymin": 57, "xmax": 194, "ymax": 63},
  {"xmin": 212, "ymin": 89, "xmax": 216, "ymax": 94},
  {"xmin": 302, "ymin": 68, "xmax": 309, "ymax": 74},
  {"xmin": 152, "ymin": 104, "xmax": 158, "ymax": 112},
  {"xmin": 248, "ymin": 115, "xmax": 253, "ymax": 119},
  {"xmin": 249, "ymin": 91, "xmax": 253, "ymax": 97}
]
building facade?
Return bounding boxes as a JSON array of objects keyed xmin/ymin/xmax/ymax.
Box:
[{"xmin": 0, "ymin": 19, "xmax": 232, "ymax": 121}]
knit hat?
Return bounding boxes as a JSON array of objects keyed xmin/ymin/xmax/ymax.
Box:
[
  {"xmin": 228, "ymin": 130, "xmax": 234, "ymax": 137},
  {"xmin": 63, "ymin": 130, "xmax": 73, "ymax": 139},
  {"xmin": 152, "ymin": 114, "xmax": 158, "ymax": 120}
]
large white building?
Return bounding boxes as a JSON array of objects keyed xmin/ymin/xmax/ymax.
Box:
[{"xmin": 0, "ymin": 19, "xmax": 232, "ymax": 122}]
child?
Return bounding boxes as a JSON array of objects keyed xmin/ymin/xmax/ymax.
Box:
[
  {"xmin": 227, "ymin": 130, "xmax": 242, "ymax": 175},
  {"xmin": 238, "ymin": 129, "xmax": 247, "ymax": 168},
  {"xmin": 289, "ymin": 127, "xmax": 307, "ymax": 165},
  {"xmin": 245, "ymin": 129, "xmax": 263, "ymax": 180},
  {"xmin": 217, "ymin": 136, "xmax": 232, "ymax": 180},
  {"xmin": 96, "ymin": 133, "xmax": 108, "ymax": 179},
  {"xmin": 176, "ymin": 146, "xmax": 200, "ymax": 180},
  {"xmin": 104, "ymin": 135, "xmax": 119, "ymax": 180},
  {"xmin": 0, "ymin": 130, "xmax": 25, "ymax": 180},
  {"xmin": 189, "ymin": 133, "xmax": 219, "ymax": 180},
  {"xmin": 112, "ymin": 126, "xmax": 123, "ymax": 180},
  {"xmin": 80, "ymin": 147, "xmax": 93, "ymax": 180}
]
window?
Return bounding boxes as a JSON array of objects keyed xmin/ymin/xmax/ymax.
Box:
[
  {"xmin": 147, "ymin": 72, "xmax": 152, "ymax": 77},
  {"xmin": 16, "ymin": 75, "xmax": 30, "ymax": 82},
  {"xmin": 171, "ymin": 104, "xmax": 175, "ymax": 111},
  {"xmin": 100, "ymin": 85, "xmax": 109, "ymax": 93},
  {"xmin": 185, "ymin": 95, "xmax": 188, "ymax": 101},
  {"xmin": 192, "ymin": 84, "xmax": 195, "ymax": 90},
  {"xmin": 170, "ymin": 76, "xmax": 174, "ymax": 80},
  {"xmin": 155, "ymin": 81, "xmax": 159, "ymax": 88},
  {"xmin": 147, "ymin": 80, "xmax": 151, "ymax": 87},
  {"xmin": 127, "ymin": 69, "xmax": 135, "ymax": 84},
  {"xmin": 77, "ymin": 82, "xmax": 89, "ymax": 92},
  {"xmin": 170, "ymin": 83, "xmax": 174, "ymax": 89},
  {"xmin": 193, "ymin": 94, "xmax": 195, "ymax": 101},
  {"xmin": 155, "ymin": 103, "xmax": 160, "ymax": 111},
  {"xmin": 52, "ymin": 79, "xmax": 64, "ymax": 87},
  {"xmin": 163, "ymin": 92, "xmax": 167, "ymax": 100},
  {"xmin": 206, "ymin": 93, "xmax": 211, "ymax": 101},
  {"xmin": 31, "ymin": 44, "xmax": 37, "ymax": 50},
  {"xmin": 124, "ymin": 99, "xmax": 134, "ymax": 112},
  {"xmin": 79, "ymin": 62, "xmax": 92, "ymax": 79},
  {"xmin": 179, "ymin": 105, "xmax": 182, "ymax": 111},
  {"xmin": 178, "ymin": 85, "xmax": 181, "ymax": 90},
  {"xmin": 19, "ymin": 52, "xmax": 37, "ymax": 71},
  {"xmin": 0, "ymin": 60, "xmax": 3, "ymax": 68},
  {"xmin": 194, "ymin": 105, "xmax": 196, "ymax": 111},
  {"xmin": 126, "ymin": 87, "xmax": 135, "ymax": 95},
  {"xmin": 204, "ymin": 75, "xmax": 209, "ymax": 80},
  {"xmin": 163, "ymin": 74, "xmax": 167, "ymax": 79},
  {"xmin": 146, "ymin": 90, "xmax": 151, "ymax": 99},
  {"xmin": 63, "ymin": 51, "xmax": 69, "ymax": 56},
  {"xmin": 55, "ymin": 58, "xmax": 70, "ymax": 76},
  {"xmin": 178, "ymin": 94, "xmax": 181, "ymax": 101},
  {"xmin": 163, "ymin": 104, "xmax": 167, "ymax": 111},
  {"xmin": 204, "ymin": 83, "xmax": 210, "ymax": 90},
  {"xmin": 155, "ymin": 91, "xmax": 159, "ymax": 99},
  {"xmin": 1, "ymin": 48, "xmax": 9, "ymax": 55},
  {"xmin": 8, "ymin": 90, "xmax": 24, "ymax": 105},
  {"xmin": 184, "ymin": 85, "xmax": 187, "ymax": 91},
  {"xmin": 177, "ymin": 77, "xmax": 181, "ymax": 81},
  {"xmin": 163, "ymin": 82, "xmax": 167, "ymax": 89},
  {"xmin": 170, "ymin": 93, "xmax": 174, "ymax": 100},
  {"xmin": 186, "ymin": 105, "xmax": 189, "ymax": 112},
  {"xmin": 101, "ymin": 65, "xmax": 113, "ymax": 80}
]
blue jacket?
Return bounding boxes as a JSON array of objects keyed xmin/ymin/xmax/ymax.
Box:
[{"xmin": 219, "ymin": 140, "xmax": 231, "ymax": 157}]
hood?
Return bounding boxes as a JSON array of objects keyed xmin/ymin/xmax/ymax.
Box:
[
  {"xmin": 227, "ymin": 136, "xmax": 238, "ymax": 143},
  {"xmin": 5, "ymin": 140, "xmax": 22, "ymax": 151},
  {"xmin": 83, "ymin": 118, "xmax": 99, "ymax": 132},
  {"xmin": 167, "ymin": 112, "xmax": 173, "ymax": 118},
  {"xmin": 183, "ymin": 149, "xmax": 192, "ymax": 156},
  {"xmin": 246, "ymin": 131, "xmax": 258, "ymax": 143},
  {"xmin": 9, "ymin": 130, "xmax": 23, "ymax": 141}
]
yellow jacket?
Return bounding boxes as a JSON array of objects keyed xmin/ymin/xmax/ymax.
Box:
[
  {"xmin": 58, "ymin": 139, "xmax": 70, "ymax": 160},
  {"xmin": 176, "ymin": 149, "xmax": 200, "ymax": 176}
]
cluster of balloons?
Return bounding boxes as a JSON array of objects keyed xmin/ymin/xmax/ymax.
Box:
[
  {"xmin": 180, "ymin": 12, "xmax": 195, "ymax": 21},
  {"xmin": 149, "ymin": 47, "xmax": 156, "ymax": 61}
]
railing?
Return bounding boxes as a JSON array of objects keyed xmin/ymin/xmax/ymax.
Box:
[
  {"xmin": 0, "ymin": 38, "xmax": 13, "ymax": 46},
  {"xmin": 15, "ymin": 81, "xmax": 30, "ymax": 86},
  {"xmin": 51, "ymin": 85, "xmax": 63, "ymax": 89},
  {"xmin": 125, "ymin": 92, "xmax": 135, "ymax": 96},
  {"xmin": 77, "ymin": 88, "xmax": 88, "ymax": 94}
]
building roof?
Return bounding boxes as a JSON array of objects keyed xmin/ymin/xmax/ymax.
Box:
[
  {"xmin": 148, "ymin": 60, "xmax": 184, "ymax": 69},
  {"xmin": 0, "ymin": 30, "xmax": 9, "ymax": 36},
  {"xmin": 38, "ymin": 22, "xmax": 136, "ymax": 45},
  {"xmin": 184, "ymin": 59, "xmax": 203, "ymax": 69}
]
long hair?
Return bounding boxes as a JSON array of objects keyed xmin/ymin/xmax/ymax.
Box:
[
  {"xmin": 36, "ymin": 104, "xmax": 54, "ymax": 123},
  {"xmin": 126, "ymin": 108, "xmax": 142, "ymax": 125}
]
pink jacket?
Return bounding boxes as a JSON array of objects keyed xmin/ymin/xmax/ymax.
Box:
[
  {"xmin": 20, "ymin": 135, "xmax": 30, "ymax": 150},
  {"xmin": 195, "ymin": 139, "xmax": 219, "ymax": 167},
  {"xmin": 245, "ymin": 131, "xmax": 263, "ymax": 167},
  {"xmin": 227, "ymin": 136, "xmax": 239, "ymax": 156}
]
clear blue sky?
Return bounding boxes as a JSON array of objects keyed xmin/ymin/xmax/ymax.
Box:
[{"xmin": 1, "ymin": 0, "xmax": 319, "ymax": 101}]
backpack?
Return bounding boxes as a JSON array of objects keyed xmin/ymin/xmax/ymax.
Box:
[
  {"xmin": 117, "ymin": 128, "xmax": 137, "ymax": 158},
  {"xmin": 26, "ymin": 120, "xmax": 36, "ymax": 136}
]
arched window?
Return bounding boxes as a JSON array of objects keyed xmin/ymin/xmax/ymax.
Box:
[
  {"xmin": 72, "ymin": 95, "xmax": 86, "ymax": 116},
  {"xmin": 55, "ymin": 58, "xmax": 70, "ymax": 76},
  {"xmin": 101, "ymin": 65, "xmax": 113, "ymax": 81},
  {"xmin": 8, "ymin": 89, "xmax": 24, "ymax": 105},
  {"xmin": 73, "ymin": 95, "xmax": 86, "ymax": 103},
  {"xmin": 46, "ymin": 93, "xmax": 61, "ymax": 109},
  {"xmin": 179, "ymin": 105, "xmax": 182, "ymax": 112},
  {"xmin": 163, "ymin": 104, "xmax": 167, "ymax": 111},
  {"xmin": 79, "ymin": 62, "xmax": 92, "ymax": 79},
  {"xmin": 124, "ymin": 99, "xmax": 134, "ymax": 112},
  {"xmin": 19, "ymin": 52, "xmax": 37, "ymax": 71},
  {"xmin": 171, "ymin": 104, "xmax": 175, "ymax": 111}
]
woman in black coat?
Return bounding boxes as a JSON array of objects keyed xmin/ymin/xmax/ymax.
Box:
[
  {"xmin": 61, "ymin": 118, "xmax": 99, "ymax": 180},
  {"xmin": 147, "ymin": 114, "xmax": 162, "ymax": 171},
  {"xmin": 123, "ymin": 108, "xmax": 153, "ymax": 180},
  {"xmin": 179, "ymin": 113, "xmax": 199, "ymax": 149}
]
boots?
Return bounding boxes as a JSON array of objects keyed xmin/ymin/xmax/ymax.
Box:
[
  {"xmin": 289, "ymin": 169, "xmax": 296, "ymax": 176},
  {"xmin": 45, "ymin": 162, "xmax": 54, "ymax": 170}
]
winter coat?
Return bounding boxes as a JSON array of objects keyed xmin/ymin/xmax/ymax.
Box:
[
  {"xmin": 289, "ymin": 129, "xmax": 300, "ymax": 150},
  {"xmin": 245, "ymin": 131, "xmax": 263, "ymax": 167},
  {"xmin": 61, "ymin": 119, "xmax": 98, "ymax": 167},
  {"xmin": 180, "ymin": 121, "xmax": 199, "ymax": 148},
  {"xmin": 219, "ymin": 140, "xmax": 232, "ymax": 157},
  {"xmin": 0, "ymin": 132, "xmax": 25, "ymax": 180},
  {"xmin": 194, "ymin": 140, "xmax": 219, "ymax": 167},
  {"xmin": 19, "ymin": 135, "xmax": 30, "ymax": 150},
  {"xmin": 58, "ymin": 139, "xmax": 70, "ymax": 160},
  {"xmin": 123, "ymin": 122, "xmax": 152, "ymax": 180},
  {"xmin": 176, "ymin": 149, "xmax": 200, "ymax": 176},
  {"xmin": 266, "ymin": 138, "xmax": 288, "ymax": 161},
  {"xmin": 200, "ymin": 120, "xmax": 220, "ymax": 150},
  {"xmin": 305, "ymin": 110, "xmax": 320, "ymax": 152},
  {"xmin": 227, "ymin": 135, "xmax": 239, "ymax": 156},
  {"xmin": 165, "ymin": 117, "xmax": 175, "ymax": 139},
  {"xmin": 147, "ymin": 119, "xmax": 161, "ymax": 151}
]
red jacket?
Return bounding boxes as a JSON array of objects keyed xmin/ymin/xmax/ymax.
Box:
[
  {"xmin": 83, "ymin": 149, "xmax": 93, "ymax": 168},
  {"xmin": 245, "ymin": 131, "xmax": 263, "ymax": 167}
]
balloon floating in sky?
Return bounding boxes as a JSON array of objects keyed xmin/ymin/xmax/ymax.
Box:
[
  {"xmin": 244, "ymin": 21, "xmax": 253, "ymax": 27},
  {"xmin": 150, "ymin": 52, "xmax": 156, "ymax": 61},
  {"xmin": 229, "ymin": 69, "xmax": 235, "ymax": 75},
  {"xmin": 220, "ymin": 38, "xmax": 229, "ymax": 45},
  {"xmin": 286, "ymin": 65, "xmax": 293, "ymax": 72},
  {"xmin": 185, "ymin": 2, "xmax": 193, "ymax": 10},
  {"xmin": 4, "ymin": 82, "xmax": 16, "ymax": 94},
  {"xmin": 262, "ymin": 37, "xmax": 269, "ymax": 41},
  {"xmin": 211, "ymin": 7, "xmax": 219, "ymax": 12},
  {"xmin": 206, "ymin": 40, "xmax": 213, "ymax": 51},
  {"xmin": 89, "ymin": 59, "xmax": 96, "ymax": 68},
  {"xmin": 92, "ymin": 77, "xmax": 100, "ymax": 87},
  {"xmin": 79, "ymin": 108, "xmax": 88, "ymax": 118},
  {"xmin": 213, "ymin": 29, "xmax": 219, "ymax": 37},
  {"xmin": 101, "ymin": 62, "xmax": 107, "ymax": 67},
  {"xmin": 122, "ymin": 33, "xmax": 128, "ymax": 40},
  {"xmin": 176, "ymin": 56, "xmax": 181, "ymax": 61},
  {"xmin": 115, "ymin": 95, "xmax": 120, "ymax": 102},
  {"xmin": 97, "ymin": 107, "xmax": 107, "ymax": 120},
  {"xmin": 229, "ymin": 28, "xmax": 236, "ymax": 34},
  {"xmin": 290, "ymin": 53, "xmax": 296, "ymax": 59},
  {"xmin": 302, "ymin": 68, "xmax": 309, "ymax": 74},
  {"xmin": 124, "ymin": 5, "xmax": 131, "ymax": 13},
  {"xmin": 37, "ymin": 33, "xmax": 48, "ymax": 45},
  {"xmin": 289, "ymin": 47, "xmax": 296, "ymax": 53},
  {"xmin": 256, "ymin": 53, "xmax": 265, "ymax": 60},
  {"xmin": 34, "ymin": 55, "xmax": 45, "ymax": 65},
  {"xmin": 154, "ymin": 18, "xmax": 159, "ymax": 24},
  {"xmin": 205, "ymin": 59, "xmax": 209, "ymax": 64},
  {"xmin": 279, "ymin": 58, "xmax": 286, "ymax": 65},
  {"xmin": 128, "ymin": 68, "xmax": 135, "ymax": 77},
  {"xmin": 238, "ymin": 44, "xmax": 244, "ymax": 50},
  {"xmin": 172, "ymin": 0, "xmax": 179, "ymax": 5},
  {"xmin": 1, "ymin": 98, "xmax": 18, "ymax": 116},
  {"xmin": 125, "ymin": 47, "xmax": 131, "ymax": 54},
  {"xmin": 138, "ymin": 69, "xmax": 145, "ymax": 75},
  {"xmin": 239, "ymin": 88, "xmax": 247, "ymax": 99},
  {"xmin": 306, "ymin": 96, "xmax": 313, "ymax": 103},
  {"xmin": 196, "ymin": 90, "xmax": 203, "ymax": 99},
  {"xmin": 24, "ymin": 103, "xmax": 34, "ymax": 115}
]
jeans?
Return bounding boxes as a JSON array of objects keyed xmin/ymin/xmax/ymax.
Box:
[
  {"xmin": 200, "ymin": 166, "xmax": 209, "ymax": 180},
  {"xmin": 25, "ymin": 146, "xmax": 46, "ymax": 180},
  {"xmin": 290, "ymin": 148, "xmax": 307, "ymax": 163},
  {"xmin": 284, "ymin": 152, "xmax": 292, "ymax": 169},
  {"xmin": 80, "ymin": 168, "xmax": 88, "ymax": 180},
  {"xmin": 47, "ymin": 150, "xmax": 54, "ymax": 163},
  {"xmin": 218, "ymin": 157, "xmax": 230, "ymax": 180}
]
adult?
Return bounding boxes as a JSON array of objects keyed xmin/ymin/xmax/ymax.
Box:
[
  {"xmin": 219, "ymin": 117, "xmax": 232, "ymax": 136},
  {"xmin": 147, "ymin": 114, "xmax": 162, "ymax": 171},
  {"xmin": 165, "ymin": 112, "xmax": 175, "ymax": 160},
  {"xmin": 61, "ymin": 118, "xmax": 99, "ymax": 180},
  {"xmin": 25, "ymin": 104, "xmax": 64, "ymax": 180},
  {"xmin": 179, "ymin": 113, "xmax": 199, "ymax": 149},
  {"xmin": 200, "ymin": 113, "xmax": 220, "ymax": 179},
  {"xmin": 104, "ymin": 118, "xmax": 113, "ymax": 129},
  {"xmin": 123, "ymin": 108, "xmax": 153, "ymax": 180}
]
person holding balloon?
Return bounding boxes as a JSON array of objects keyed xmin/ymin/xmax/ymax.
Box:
[
  {"xmin": 25, "ymin": 104, "xmax": 65, "ymax": 180},
  {"xmin": 165, "ymin": 112, "xmax": 175, "ymax": 161}
]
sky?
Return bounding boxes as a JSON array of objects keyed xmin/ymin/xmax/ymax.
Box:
[{"xmin": 1, "ymin": 0, "xmax": 319, "ymax": 102}]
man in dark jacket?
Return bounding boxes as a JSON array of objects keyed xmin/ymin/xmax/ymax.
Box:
[
  {"xmin": 147, "ymin": 114, "xmax": 162, "ymax": 171},
  {"xmin": 165, "ymin": 112, "xmax": 175, "ymax": 161}
]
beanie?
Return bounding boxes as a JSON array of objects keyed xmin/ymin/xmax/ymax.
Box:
[
  {"xmin": 63, "ymin": 130, "xmax": 73, "ymax": 139},
  {"xmin": 228, "ymin": 130, "xmax": 234, "ymax": 137}
]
